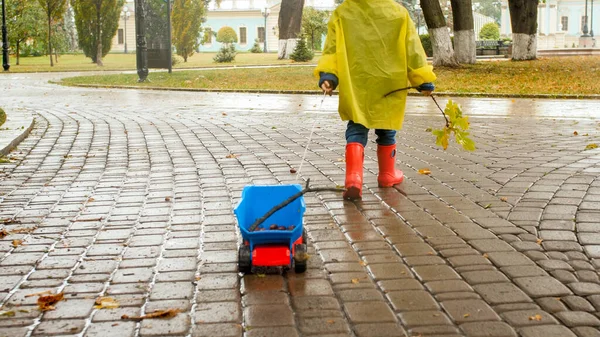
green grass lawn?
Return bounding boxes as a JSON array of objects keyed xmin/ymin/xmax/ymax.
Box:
[
  {"xmin": 6, "ymin": 52, "xmax": 319, "ymax": 73},
  {"xmin": 59, "ymin": 56, "xmax": 600, "ymax": 97}
]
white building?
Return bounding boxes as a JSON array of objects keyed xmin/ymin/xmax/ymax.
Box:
[{"xmin": 500, "ymin": 0, "xmax": 599, "ymax": 49}]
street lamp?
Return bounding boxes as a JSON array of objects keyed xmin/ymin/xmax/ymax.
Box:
[
  {"xmin": 121, "ymin": 5, "xmax": 131, "ymax": 54},
  {"xmin": 591, "ymin": 0, "xmax": 595, "ymax": 37},
  {"xmin": 261, "ymin": 7, "xmax": 270, "ymax": 53},
  {"xmin": 2, "ymin": 0, "xmax": 9, "ymax": 71},
  {"xmin": 415, "ymin": 5, "xmax": 422, "ymax": 35},
  {"xmin": 584, "ymin": 0, "xmax": 590, "ymax": 36}
]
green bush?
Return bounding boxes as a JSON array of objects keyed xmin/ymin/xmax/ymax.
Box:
[
  {"xmin": 290, "ymin": 36, "xmax": 314, "ymax": 62},
  {"xmin": 419, "ymin": 34, "xmax": 433, "ymax": 57},
  {"xmin": 0, "ymin": 108, "xmax": 6, "ymax": 128},
  {"xmin": 216, "ymin": 26, "xmax": 238, "ymax": 44},
  {"xmin": 479, "ymin": 22, "xmax": 500, "ymax": 40},
  {"xmin": 172, "ymin": 54, "xmax": 184, "ymax": 66},
  {"xmin": 250, "ymin": 39, "xmax": 262, "ymax": 53},
  {"xmin": 214, "ymin": 44, "xmax": 237, "ymax": 63}
]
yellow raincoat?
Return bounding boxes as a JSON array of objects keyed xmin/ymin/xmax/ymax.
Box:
[{"xmin": 315, "ymin": 0, "xmax": 436, "ymax": 130}]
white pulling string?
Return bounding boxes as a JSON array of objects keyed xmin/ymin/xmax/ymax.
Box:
[{"xmin": 296, "ymin": 92, "xmax": 328, "ymax": 181}]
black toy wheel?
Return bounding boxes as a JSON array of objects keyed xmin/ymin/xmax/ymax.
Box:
[
  {"xmin": 294, "ymin": 243, "xmax": 308, "ymax": 273},
  {"xmin": 238, "ymin": 245, "xmax": 251, "ymax": 274}
]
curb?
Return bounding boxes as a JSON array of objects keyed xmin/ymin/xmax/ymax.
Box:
[
  {"xmin": 57, "ymin": 82, "xmax": 600, "ymax": 100},
  {"xmin": 0, "ymin": 110, "xmax": 36, "ymax": 157}
]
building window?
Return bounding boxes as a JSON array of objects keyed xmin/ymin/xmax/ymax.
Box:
[
  {"xmin": 118, "ymin": 29, "xmax": 124, "ymax": 44},
  {"xmin": 581, "ymin": 15, "xmax": 588, "ymax": 32},
  {"xmin": 561, "ymin": 16, "xmax": 568, "ymax": 31},
  {"xmin": 240, "ymin": 27, "xmax": 247, "ymax": 44},
  {"xmin": 258, "ymin": 27, "xmax": 265, "ymax": 43}
]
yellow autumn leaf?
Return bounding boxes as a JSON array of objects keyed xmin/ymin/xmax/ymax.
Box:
[
  {"xmin": 94, "ymin": 297, "xmax": 120, "ymax": 309},
  {"xmin": 351, "ymin": 278, "xmax": 360, "ymax": 284},
  {"xmin": 419, "ymin": 168, "xmax": 432, "ymax": 175},
  {"xmin": 529, "ymin": 314, "xmax": 543, "ymax": 321}
]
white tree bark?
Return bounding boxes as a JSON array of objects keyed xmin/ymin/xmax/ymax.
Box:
[
  {"xmin": 278, "ymin": 38, "xmax": 298, "ymax": 59},
  {"xmin": 429, "ymin": 27, "xmax": 459, "ymax": 67},
  {"xmin": 512, "ymin": 33, "xmax": 537, "ymax": 60},
  {"xmin": 454, "ymin": 30, "xmax": 476, "ymax": 64}
]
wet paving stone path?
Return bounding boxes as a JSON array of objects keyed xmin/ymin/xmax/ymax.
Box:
[{"xmin": 1, "ymin": 73, "xmax": 600, "ymax": 337}]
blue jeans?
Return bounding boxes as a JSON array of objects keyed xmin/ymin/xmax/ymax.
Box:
[{"xmin": 345, "ymin": 121, "xmax": 396, "ymax": 147}]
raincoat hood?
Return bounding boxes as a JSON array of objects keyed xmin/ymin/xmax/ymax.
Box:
[{"xmin": 315, "ymin": 0, "xmax": 436, "ymax": 130}]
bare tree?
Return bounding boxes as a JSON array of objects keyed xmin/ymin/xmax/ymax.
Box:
[
  {"xmin": 420, "ymin": 0, "xmax": 459, "ymax": 67},
  {"xmin": 508, "ymin": 0, "xmax": 537, "ymax": 60},
  {"xmin": 278, "ymin": 0, "xmax": 304, "ymax": 59},
  {"xmin": 450, "ymin": 0, "xmax": 476, "ymax": 64}
]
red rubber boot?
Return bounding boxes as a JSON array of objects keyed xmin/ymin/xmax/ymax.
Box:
[
  {"xmin": 377, "ymin": 144, "xmax": 404, "ymax": 187},
  {"xmin": 344, "ymin": 143, "xmax": 364, "ymax": 200}
]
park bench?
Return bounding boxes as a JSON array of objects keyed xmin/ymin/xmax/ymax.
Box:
[{"xmin": 476, "ymin": 40, "xmax": 509, "ymax": 55}]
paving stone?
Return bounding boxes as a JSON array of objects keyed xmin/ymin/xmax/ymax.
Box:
[
  {"xmin": 344, "ymin": 301, "xmax": 396, "ymax": 323},
  {"xmin": 569, "ymin": 282, "xmax": 600, "ymax": 296},
  {"xmin": 398, "ymin": 310, "xmax": 452, "ymax": 327},
  {"xmin": 561, "ymin": 295, "xmax": 596, "ymax": 312},
  {"xmin": 554, "ymin": 311, "xmax": 600, "ymax": 327},
  {"xmin": 194, "ymin": 302, "xmax": 240, "ymax": 323},
  {"xmin": 487, "ymin": 252, "xmax": 536, "ymax": 267},
  {"xmin": 412, "ymin": 265, "xmax": 461, "ymax": 282},
  {"xmin": 244, "ymin": 327, "xmax": 299, "ymax": 337},
  {"xmin": 459, "ymin": 321, "xmax": 518, "ymax": 337},
  {"xmin": 140, "ymin": 314, "xmax": 191, "ymax": 336},
  {"xmin": 518, "ymin": 325, "xmax": 577, "ymax": 337},
  {"xmin": 571, "ymin": 327, "xmax": 600, "ymax": 337},
  {"xmin": 462, "ymin": 270, "xmax": 510, "ymax": 284},
  {"xmin": 474, "ymin": 283, "xmax": 533, "ymax": 305},
  {"xmin": 353, "ymin": 323, "xmax": 407, "ymax": 337},
  {"xmin": 514, "ymin": 276, "xmax": 573, "ymax": 297},
  {"xmin": 192, "ymin": 323, "xmax": 242, "ymax": 337},
  {"xmin": 441, "ymin": 299, "xmax": 501, "ymax": 323},
  {"xmin": 386, "ymin": 290, "xmax": 439, "ymax": 312},
  {"xmin": 244, "ymin": 304, "xmax": 294, "ymax": 327},
  {"xmin": 500, "ymin": 310, "xmax": 558, "ymax": 326}
]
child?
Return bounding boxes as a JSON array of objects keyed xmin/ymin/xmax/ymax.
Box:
[{"xmin": 315, "ymin": 0, "xmax": 436, "ymax": 200}]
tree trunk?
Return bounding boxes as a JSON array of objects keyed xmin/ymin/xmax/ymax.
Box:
[
  {"xmin": 508, "ymin": 0, "xmax": 538, "ymax": 60},
  {"xmin": 16, "ymin": 42, "xmax": 20, "ymax": 66},
  {"xmin": 277, "ymin": 0, "xmax": 304, "ymax": 59},
  {"xmin": 48, "ymin": 15, "xmax": 54, "ymax": 67},
  {"xmin": 96, "ymin": 2, "xmax": 103, "ymax": 66},
  {"xmin": 421, "ymin": 0, "xmax": 459, "ymax": 67},
  {"xmin": 450, "ymin": 0, "xmax": 476, "ymax": 64},
  {"xmin": 55, "ymin": 50, "xmax": 59, "ymax": 64}
]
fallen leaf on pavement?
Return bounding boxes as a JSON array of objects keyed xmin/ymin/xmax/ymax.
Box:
[
  {"xmin": 121, "ymin": 309, "xmax": 181, "ymax": 321},
  {"xmin": 0, "ymin": 311, "xmax": 15, "ymax": 317},
  {"xmin": 94, "ymin": 297, "xmax": 120, "ymax": 309},
  {"xmin": 536, "ymin": 238, "xmax": 543, "ymax": 245},
  {"xmin": 225, "ymin": 154, "xmax": 238, "ymax": 159},
  {"xmin": 0, "ymin": 229, "xmax": 8, "ymax": 238},
  {"xmin": 12, "ymin": 240, "xmax": 24, "ymax": 247},
  {"xmin": 37, "ymin": 293, "xmax": 64, "ymax": 311},
  {"xmin": 418, "ymin": 168, "xmax": 432, "ymax": 175},
  {"xmin": 529, "ymin": 314, "xmax": 543, "ymax": 321},
  {"xmin": 573, "ymin": 131, "xmax": 579, "ymax": 136},
  {"xmin": 359, "ymin": 261, "xmax": 367, "ymax": 267},
  {"xmin": 463, "ymin": 313, "xmax": 470, "ymax": 318},
  {"xmin": 290, "ymin": 168, "xmax": 297, "ymax": 174},
  {"xmin": 484, "ymin": 204, "xmax": 492, "ymax": 209},
  {"xmin": 351, "ymin": 278, "xmax": 360, "ymax": 284},
  {"xmin": 500, "ymin": 197, "xmax": 508, "ymax": 202},
  {"xmin": 585, "ymin": 143, "xmax": 598, "ymax": 150}
]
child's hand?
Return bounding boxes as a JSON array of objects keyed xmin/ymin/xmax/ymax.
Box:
[
  {"xmin": 321, "ymin": 80, "xmax": 334, "ymax": 96},
  {"xmin": 417, "ymin": 83, "xmax": 435, "ymax": 96}
]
